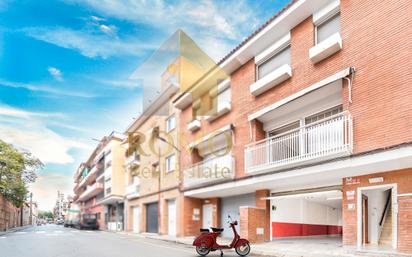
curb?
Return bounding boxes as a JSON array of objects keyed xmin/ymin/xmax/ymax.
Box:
[{"xmin": 0, "ymin": 225, "xmax": 32, "ymax": 236}]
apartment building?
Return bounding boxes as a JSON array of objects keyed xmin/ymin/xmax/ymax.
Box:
[
  {"xmin": 123, "ymin": 29, "xmax": 219, "ymax": 236},
  {"xmin": 73, "ymin": 131, "xmax": 125, "ymax": 231},
  {"xmin": 173, "ymin": 0, "xmax": 412, "ymax": 253}
]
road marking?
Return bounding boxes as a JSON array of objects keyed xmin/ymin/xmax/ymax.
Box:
[
  {"xmin": 132, "ymin": 239, "xmax": 194, "ymax": 254},
  {"xmin": 0, "ymin": 237, "xmax": 6, "ymax": 239},
  {"xmin": 36, "ymin": 231, "xmax": 45, "ymax": 234},
  {"xmin": 15, "ymin": 232, "xmax": 27, "ymax": 234},
  {"xmin": 55, "ymin": 231, "xmax": 63, "ymax": 233}
]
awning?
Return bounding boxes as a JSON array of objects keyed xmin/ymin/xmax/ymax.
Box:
[{"xmin": 248, "ymin": 67, "xmax": 353, "ymax": 121}]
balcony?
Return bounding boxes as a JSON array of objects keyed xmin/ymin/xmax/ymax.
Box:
[
  {"xmin": 245, "ymin": 112, "xmax": 352, "ymax": 173},
  {"xmin": 78, "ymin": 182, "xmax": 104, "ymax": 202},
  {"xmin": 125, "ymin": 152, "xmax": 140, "ymax": 171},
  {"xmin": 86, "ymin": 163, "xmax": 104, "ymax": 184},
  {"xmin": 125, "ymin": 182, "xmax": 140, "ymax": 199},
  {"xmin": 183, "ymin": 154, "xmax": 235, "ymax": 188}
]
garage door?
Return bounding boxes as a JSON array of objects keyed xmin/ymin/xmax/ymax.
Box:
[
  {"xmin": 146, "ymin": 202, "xmax": 158, "ymax": 233},
  {"xmin": 168, "ymin": 199, "xmax": 176, "ymax": 236},
  {"xmin": 220, "ymin": 193, "xmax": 255, "ymax": 238}
]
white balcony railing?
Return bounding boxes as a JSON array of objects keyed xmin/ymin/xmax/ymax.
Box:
[
  {"xmin": 125, "ymin": 183, "xmax": 140, "ymax": 199},
  {"xmin": 245, "ymin": 112, "xmax": 353, "ymax": 173},
  {"xmin": 183, "ymin": 154, "xmax": 234, "ymax": 188},
  {"xmin": 125, "ymin": 152, "xmax": 140, "ymax": 168}
]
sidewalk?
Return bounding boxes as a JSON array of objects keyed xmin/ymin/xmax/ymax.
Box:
[
  {"xmin": 116, "ymin": 232, "xmax": 412, "ymax": 257},
  {"xmin": 0, "ymin": 225, "xmax": 32, "ymax": 236}
]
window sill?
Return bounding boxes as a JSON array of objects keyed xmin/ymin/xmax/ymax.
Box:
[
  {"xmin": 309, "ymin": 32, "xmax": 342, "ymax": 64},
  {"xmin": 250, "ymin": 64, "xmax": 292, "ymax": 96},
  {"xmin": 205, "ymin": 101, "xmax": 231, "ymax": 122},
  {"xmin": 187, "ymin": 119, "xmax": 201, "ymax": 132}
]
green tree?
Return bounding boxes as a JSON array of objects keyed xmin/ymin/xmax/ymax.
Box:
[
  {"xmin": 0, "ymin": 140, "xmax": 43, "ymax": 207},
  {"xmin": 38, "ymin": 211, "xmax": 54, "ymax": 220}
]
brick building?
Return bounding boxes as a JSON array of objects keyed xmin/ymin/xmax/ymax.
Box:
[{"xmin": 173, "ymin": 0, "xmax": 412, "ymax": 253}]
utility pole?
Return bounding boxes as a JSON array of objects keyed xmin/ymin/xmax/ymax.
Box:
[{"xmin": 29, "ymin": 192, "xmax": 33, "ymax": 225}]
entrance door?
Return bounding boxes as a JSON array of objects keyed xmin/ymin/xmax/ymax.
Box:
[
  {"xmin": 132, "ymin": 206, "xmax": 140, "ymax": 233},
  {"xmin": 362, "ymin": 194, "xmax": 369, "ymax": 244},
  {"xmin": 202, "ymin": 204, "xmax": 213, "ymax": 229},
  {"xmin": 168, "ymin": 199, "xmax": 176, "ymax": 236},
  {"xmin": 146, "ymin": 202, "xmax": 158, "ymax": 233}
]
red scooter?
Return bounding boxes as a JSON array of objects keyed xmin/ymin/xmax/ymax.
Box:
[{"xmin": 193, "ymin": 215, "xmax": 250, "ymax": 257}]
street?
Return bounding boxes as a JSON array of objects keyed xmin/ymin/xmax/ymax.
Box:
[{"xmin": 0, "ymin": 225, "xmax": 259, "ymax": 257}]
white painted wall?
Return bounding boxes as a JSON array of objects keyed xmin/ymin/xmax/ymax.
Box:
[
  {"xmin": 271, "ymin": 198, "xmax": 342, "ymax": 226},
  {"xmin": 364, "ymin": 189, "xmax": 390, "ymax": 244}
]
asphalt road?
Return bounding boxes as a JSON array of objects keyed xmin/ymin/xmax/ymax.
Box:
[{"xmin": 0, "ymin": 225, "xmax": 257, "ymax": 257}]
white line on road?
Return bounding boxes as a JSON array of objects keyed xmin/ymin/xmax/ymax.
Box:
[
  {"xmin": 36, "ymin": 231, "xmax": 45, "ymax": 234},
  {"xmin": 15, "ymin": 232, "xmax": 27, "ymax": 234},
  {"xmin": 0, "ymin": 237, "xmax": 6, "ymax": 239},
  {"xmin": 55, "ymin": 231, "xmax": 63, "ymax": 233},
  {"xmin": 132, "ymin": 239, "xmax": 194, "ymax": 254}
]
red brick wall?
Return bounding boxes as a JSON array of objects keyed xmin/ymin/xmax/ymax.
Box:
[
  {"xmin": 0, "ymin": 194, "xmax": 21, "ymax": 231},
  {"xmin": 240, "ymin": 207, "xmax": 266, "ymax": 243},
  {"xmin": 181, "ymin": 196, "xmax": 202, "ymax": 236},
  {"xmin": 179, "ymin": 0, "xmax": 412, "ymax": 180},
  {"xmin": 342, "ymin": 168, "xmax": 412, "ymax": 252},
  {"xmin": 398, "ymin": 195, "xmax": 412, "ymax": 252},
  {"xmin": 255, "ymin": 189, "xmax": 270, "ymax": 241}
]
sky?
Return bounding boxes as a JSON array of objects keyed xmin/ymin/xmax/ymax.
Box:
[{"xmin": 0, "ymin": 0, "xmax": 290, "ymax": 211}]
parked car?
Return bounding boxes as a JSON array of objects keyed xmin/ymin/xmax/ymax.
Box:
[
  {"xmin": 56, "ymin": 219, "xmax": 64, "ymax": 225},
  {"xmin": 75, "ymin": 213, "xmax": 99, "ymax": 230}
]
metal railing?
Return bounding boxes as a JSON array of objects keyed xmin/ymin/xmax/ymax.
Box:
[
  {"xmin": 245, "ymin": 112, "xmax": 353, "ymax": 173},
  {"xmin": 183, "ymin": 154, "xmax": 234, "ymax": 188}
]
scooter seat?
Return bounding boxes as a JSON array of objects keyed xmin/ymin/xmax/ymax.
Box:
[
  {"xmin": 200, "ymin": 228, "xmax": 209, "ymax": 233},
  {"xmin": 211, "ymin": 227, "xmax": 224, "ymax": 233}
]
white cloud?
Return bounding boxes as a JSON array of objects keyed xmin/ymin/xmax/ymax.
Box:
[
  {"xmin": 0, "ymin": 105, "xmax": 92, "ymax": 164},
  {"xmin": 0, "ymin": 106, "xmax": 64, "ymax": 119},
  {"xmin": 22, "ymin": 26, "xmax": 156, "ymax": 59},
  {"xmin": 47, "ymin": 66, "xmax": 63, "ymax": 81},
  {"xmin": 32, "ymin": 0, "xmax": 263, "ymax": 61},
  {"xmin": 0, "ymin": 78, "xmax": 97, "ymax": 97},
  {"xmin": 29, "ymin": 173, "xmax": 74, "ymax": 211}
]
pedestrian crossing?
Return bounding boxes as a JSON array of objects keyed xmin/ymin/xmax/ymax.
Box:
[{"xmin": 0, "ymin": 229, "xmax": 100, "ymax": 239}]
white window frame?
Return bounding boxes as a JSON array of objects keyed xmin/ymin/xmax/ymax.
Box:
[
  {"xmin": 314, "ymin": 12, "xmax": 340, "ymax": 45},
  {"xmin": 256, "ymin": 44, "xmax": 291, "ymax": 81},
  {"xmin": 166, "ymin": 154, "xmax": 176, "ymax": 173},
  {"xmin": 166, "ymin": 114, "xmax": 176, "ymax": 133}
]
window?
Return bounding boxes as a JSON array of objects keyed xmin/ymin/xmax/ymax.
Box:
[
  {"xmin": 217, "ymin": 87, "xmax": 231, "ymax": 107},
  {"xmin": 105, "ymin": 160, "xmax": 112, "ymax": 168},
  {"xmin": 166, "ymin": 114, "xmax": 176, "ymax": 132},
  {"xmin": 257, "ymin": 46, "xmax": 291, "ymax": 80},
  {"xmin": 166, "ymin": 154, "xmax": 176, "ymax": 173},
  {"xmin": 305, "ymin": 105, "xmax": 343, "ymax": 124},
  {"xmin": 316, "ymin": 13, "xmax": 340, "ymax": 44}
]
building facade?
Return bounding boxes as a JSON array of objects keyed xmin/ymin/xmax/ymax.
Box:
[
  {"xmin": 73, "ymin": 131, "xmax": 125, "ymax": 231},
  {"xmin": 70, "ymin": 0, "xmax": 412, "ymax": 254},
  {"xmin": 173, "ymin": 0, "xmax": 412, "ymax": 253}
]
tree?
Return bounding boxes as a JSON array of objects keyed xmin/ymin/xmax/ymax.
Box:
[
  {"xmin": 38, "ymin": 211, "xmax": 54, "ymax": 220},
  {"xmin": 0, "ymin": 140, "xmax": 43, "ymax": 207}
]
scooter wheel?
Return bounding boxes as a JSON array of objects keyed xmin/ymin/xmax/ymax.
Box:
[
  {"xmin": 196, "ymin": 246, "xmax": 210, "ymax": 256},
  {"xmin": 235, "ymin": 243, "xmax": 250, "ymax": 256}
]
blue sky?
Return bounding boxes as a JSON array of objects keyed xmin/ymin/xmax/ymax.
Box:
[{"xmin": 0, "ymin": 0, "xmax": 290, "ymax": 210}]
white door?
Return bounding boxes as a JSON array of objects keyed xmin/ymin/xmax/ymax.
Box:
[
  {"xmin": 133, "ymin": 206, "xmax": 140, "ymax": 233},
  {"xmin": 168, "ymin": 200, "xmax": 176, "ymax": 236},
  {"xmin": 202, "ymin": 204, "xmax": 213, "ymax": 229}
]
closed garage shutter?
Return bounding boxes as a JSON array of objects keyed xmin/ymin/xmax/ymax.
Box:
[
  {"xmin": 146, "ymin": 202, "xmax": 158, "ymax": 233},
  {"xmin": 220, "ymin": 193, "xmax": 255, "ymax": 238}
]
